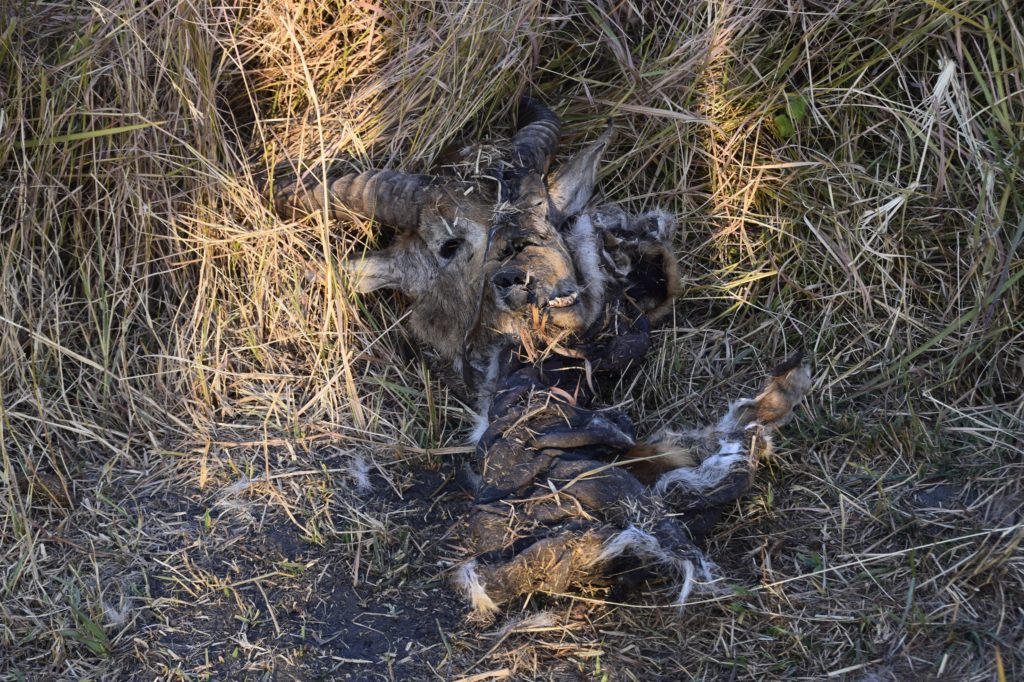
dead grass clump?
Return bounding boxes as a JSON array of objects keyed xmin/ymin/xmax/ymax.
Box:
[{"xmin": 1, "ymin": 1, "xmax": 1021, "ymax": 680}]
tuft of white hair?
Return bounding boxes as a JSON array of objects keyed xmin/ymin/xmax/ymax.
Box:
[
  {"xmin": 594, "ymin": 526, "xmax": 717, "ymax": 610},
  {"xmin": 468, "ymin": 348, "xmax": 501, "ymax": 444},
  {"xmin": 219, "ymin": 475, "xmax": 252, "ymax": 498},
  {"xmin": 454, "ymin": 560, "xmax": 498, "ymax": 616},
  {"xmin": 468, "ymin": 407, "xmax": 490, "ymax": 445},
  {"xmin": 215, "ymin": 476, "xmax": 256, "ymax": 516},
  {"xmin": 654, "ymin": 445, "xmax": 746, "ymax": 495},
  {"xmin": 102, "ymin": 592, "xmax": 132, "ymax": 627},
  {"xmin": 716, "ymin": 397, "xmax": 756, "ymax": 432},
  {"xmin": 674, "ymin": 558, "xmax": 716, "ymax": 610},
  {"xmin": 676, "ymin": 559, "xmax": 697, "ymax": 607},
  {"xmin": 348, "ymin": 455, "xmax": 373, "ymax": 493},
  {"xmin": 594, "ymin": 525, "xmax": 663, "ymax": 564}
]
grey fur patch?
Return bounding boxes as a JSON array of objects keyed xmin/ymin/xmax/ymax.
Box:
[
  {"xmin": 566, "ymin": 213, "xmax": 607, "ymax": 324},
  {"xmin": 642, "ymin": 208, "xmax": 678, "ymax": 243}
]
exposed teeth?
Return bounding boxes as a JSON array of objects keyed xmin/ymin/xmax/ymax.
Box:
[{"xmin": 546, "ymin": 291, "xmax": 579, "ymax": 309}]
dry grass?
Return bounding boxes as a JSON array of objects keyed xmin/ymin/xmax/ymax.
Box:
[{"xmin": 1, "ymin": 1, "xmax": 1022, "ymax": 680}]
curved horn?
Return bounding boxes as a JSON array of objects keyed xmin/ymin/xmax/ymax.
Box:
[
  {"xmin": 511, "ymin": 96, "xmax": 561, "ymax": 175},
  {"xmin": 267, "ymin": 164, "xmax": 435, "ymax": 231}
]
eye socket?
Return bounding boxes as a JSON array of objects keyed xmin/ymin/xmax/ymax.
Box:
[{"xmin": 439, "ymin": 238, "xmax": 464, "ymax": 260}]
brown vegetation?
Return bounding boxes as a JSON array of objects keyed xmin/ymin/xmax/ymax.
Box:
[{"xmin": 1, "ymin": 1, "xmax": 1021, "ymax": 680}]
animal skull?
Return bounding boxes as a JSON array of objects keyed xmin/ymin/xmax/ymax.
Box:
[{"xmin": 267, "ymin": 98, "xmax": 635, "ymax": 392}]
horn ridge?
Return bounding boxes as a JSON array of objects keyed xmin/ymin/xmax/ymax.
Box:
[
  {"xmin": 268, "ymin": 163, "xmax": 435, "ymax": 230},
  {"xmin": 512, "ymin": 96, "xmax": 561, "ymax": 174}
]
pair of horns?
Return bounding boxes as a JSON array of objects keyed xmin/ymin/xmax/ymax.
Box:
[{"xmin": 265, "ymin": 97, "xmax": 564, "ymax": 230}]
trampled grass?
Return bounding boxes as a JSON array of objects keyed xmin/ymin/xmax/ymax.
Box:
[{"xmin": 1, "ymin": 1, "xmax": 1021, "ymax": 680}]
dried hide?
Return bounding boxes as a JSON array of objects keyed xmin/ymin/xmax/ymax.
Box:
[
  {"xmin": 454, "ymin": 346, "xmax": 811, "ymax": 617},
  {"xmin": 452, "ymin": 226, "xmax": 812, "ymax": 616}
]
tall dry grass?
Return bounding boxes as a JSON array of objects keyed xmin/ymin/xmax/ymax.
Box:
[{"xmin": 1, "ymin": 1, "xmax": 1021, "ymax": 679}]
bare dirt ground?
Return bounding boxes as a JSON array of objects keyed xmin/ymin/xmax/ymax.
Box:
[{"xmin": 2, "ymin": 1, "xmax": 1022, "ymax": 680}]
